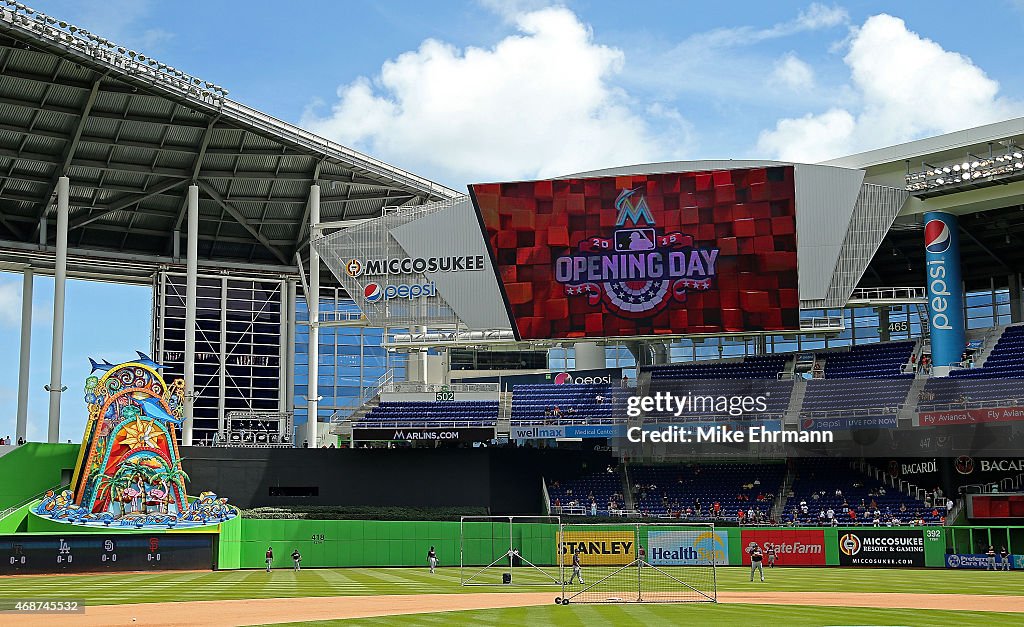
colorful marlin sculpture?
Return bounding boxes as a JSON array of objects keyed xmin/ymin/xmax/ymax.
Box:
[{"xmin": 33, "ymin": 353, "xmax": 235, "ymax": 528}]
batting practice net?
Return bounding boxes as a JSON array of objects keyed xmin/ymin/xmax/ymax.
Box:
[
  {"xmin": 460, "ymin": 515, "xmax": 562, "ymax": 586},
  {"xmin": 557, "ymin": 522, "xmax": 718, "ymax": 604}
]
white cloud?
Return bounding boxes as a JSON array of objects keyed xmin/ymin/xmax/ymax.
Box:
[
  {"xmin": 683, "ymin": 3, "xmax": 849, "ymax": 50},
  {"xmin": 757, "ymin": 14, "xmax": 1021, "ymax": 162},
  {"xmin": 302, "ymin": 7, "xmax": 690, "ymax": 184},
  {"xmin": 794, "ymin": 3, "xmax": 849, "ymax": 30},
  {"xmin": 770, "ymin": 53, "xmax": 816, "ymax": 92}
]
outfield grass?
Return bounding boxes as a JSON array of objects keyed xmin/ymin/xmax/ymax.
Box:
[
  {"xmin": 307, "ymin": 604, "xmax": 1024, "ymax": 627},
  {"xmin": 0, "ymin": 566, "xmax": 1020, "ymax": 606}
]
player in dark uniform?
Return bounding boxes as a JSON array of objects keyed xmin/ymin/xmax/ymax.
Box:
[
  {"xmin": 766, "ymin": 543, "xmax": 777, "ymax": 568},
  {"xmin": 568, "ymin": 550, "xmax": 584, "ymax": 584},
  {"xmin": 987, "ymin": 545, "xmax": 997, "ymax": 570},
  {"xmin": 638, "ymin": 544, "xmax": 646, "ymax": 564},
  {"xmin": 748, "ymin": 543, "xmax": 765, "ymax": 582},
  {"xmin": 427, "ymin": 546, "xmax": 438, "ymax": 574},
  {"xmin": 1000, "ymin": 546, "xmax": 1011, "ymax": 571}
]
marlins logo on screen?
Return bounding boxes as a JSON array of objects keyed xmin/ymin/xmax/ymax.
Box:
[
  {"xmin": 924, "ymin": 219, "xmax": 951, "ymax": 254},
  {"xmin": 553, "ymin": 188, "xmax": 720, "ymax": 319}
]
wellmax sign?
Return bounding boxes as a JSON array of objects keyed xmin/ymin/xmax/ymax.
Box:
[{"xmin": 510, "ymin": 424, "xmax": 625, "ymax": 440}]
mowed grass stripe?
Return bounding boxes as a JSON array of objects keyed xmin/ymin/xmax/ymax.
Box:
[
  {"xmin": 295, "ymin": 604, "xmax": 1024, "ymax": 627},
  {"xmin": 0, "ymin": 567, "xmax": 1020, "ymax": 606}
]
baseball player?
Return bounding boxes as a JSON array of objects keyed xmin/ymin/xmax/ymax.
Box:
[
  {"xmin": 1000, "ymin": 546, "xmax": 1011, "ymax": 571},
  {"xmin": 568, "ymin": 550, "xmax": 584, "ymax": 584},
  {"xmin": 748, "ymin": 543, "xmax": 765, "ymax": 582},
  {"xmin": 987, "ymin": 545, "xmax": 997, "ymax": 570},
  {"xmin": 291, "ymin": 548, "xmax": 301, "ymax": 572},
  {"xmin": 427, "ymin": 546, "xmax": 438, "ymax": 574},
  {"xmin": 766, "ymin": 543, "xmax": 777, "ymax": 568},
  {"xmin": 638, "ymin": 544, "xmax": 646, "ymax": 564},
  {"xmin": 265, "ymin": 546, "xmax": 273, "ymax": 573}
]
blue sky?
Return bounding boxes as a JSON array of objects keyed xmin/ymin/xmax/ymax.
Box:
[{"xmin": 2, "ymin": 0, "xmax": 1024, "ymax": 440}]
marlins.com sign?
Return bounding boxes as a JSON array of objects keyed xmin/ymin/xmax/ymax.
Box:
[{"xmin": 560, "ymin": 531, "xmax": 634, "ymax": 566}]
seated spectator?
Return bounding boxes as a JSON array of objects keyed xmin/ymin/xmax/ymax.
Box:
[
  {"xmin": 552, "ymin": 406, "xmax": 562, "ymax": 417},
  {"xmin": 595, "ymin": 394, "xmax": 605, "ymax": 404},
  {"xmin": 819, "ymin": 509, "xmax": 826, "ymax": 522},
  {"xmin": 899, "ymin": 503, "xmax": 907, "ymax": 513}
]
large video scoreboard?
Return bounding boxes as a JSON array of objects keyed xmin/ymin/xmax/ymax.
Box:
[
  {"xmin": 0, "ymin": 534, "xmax": 214, "ymax": 574},
  {"xmin": 470, "ymin": 167, "xmax": 800, "ymax": 340}
]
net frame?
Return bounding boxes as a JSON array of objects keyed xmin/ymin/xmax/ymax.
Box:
[
  {"xmin": 459, "ymin": 515, "xmax": 562, "ymax": 586},
  {"xmin": 557, "ymin": 521, "xmax": 719, "ymax": 605}
]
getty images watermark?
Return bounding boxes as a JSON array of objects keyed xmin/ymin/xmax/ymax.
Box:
[{"xmin": 623, "ymin": 391, "xmax": 834, "ymax": 444}]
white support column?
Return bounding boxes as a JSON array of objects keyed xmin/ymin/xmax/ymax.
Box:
[
  {"xmin": 16, "ymin": 267, "xmax": 33, "ymax": 442},
  {"xmin": 183, "ymin": 184, "xmax": 199, "ymax": 446},
  {"xmin": 408, "ymin": 326, "xmax": 428, "ymax": 383},
  {"xmin": 46, "ymin": 176, "xmax": 69, "ymax": 443},
  {"xmin": 285, "ymin": 279, "xmax": 296, "ymax": 415},
  {"xmin": 306, "ymin": 183, "xmax": 320, "ymax": 449},
  {"xmin": 217, "ymin": 277, "xmax": 227, "ymax": 437},
  {"xmin": 574, "ymin": 342, "xmax": 605, "ymax": 371}
]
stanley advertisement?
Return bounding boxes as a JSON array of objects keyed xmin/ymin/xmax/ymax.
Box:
[{"xmin": 560, "ymin": 531, "xmax": 635, "ymax": 566}]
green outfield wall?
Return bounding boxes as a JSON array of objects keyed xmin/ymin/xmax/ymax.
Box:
[
  {"xmin": 0, "ymin": 443, "xmax": 78, "ymax": 510},
  {"xmin": 226, "ymin": 519, "xmax": 560, "ymax": 570},
  {"xmin": 220, "ymin": 521, "xmax": 964, "ymax": 570}
]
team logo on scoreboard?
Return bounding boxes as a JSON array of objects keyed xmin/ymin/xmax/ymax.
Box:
[{"xmin": 553, "ymin": 188, "xmax": 720, "ymax": 319}]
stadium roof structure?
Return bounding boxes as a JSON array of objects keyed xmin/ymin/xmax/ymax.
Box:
[
  {"xmin": 825, "ymin": 117, "xmax": 1024, "ymax": 289},
  {"xmin": 0, "ymin": 3, "xmax": 459, "ymax": 284}
]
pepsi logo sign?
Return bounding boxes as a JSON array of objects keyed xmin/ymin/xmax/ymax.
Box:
[
  {"xmin": 553, "ymin": 372, "xmax": 613, "ymax": 385},
  {"xmin": 924, "ymin": 219, "xmax": 951, "ymax": 254},
  {"xmin": 362, "ymin": 282, "xmax": 437, "ymax": 303},
  {"xmin": 364, "ymin": 283, "xmax": 383, "ymax": 303}
]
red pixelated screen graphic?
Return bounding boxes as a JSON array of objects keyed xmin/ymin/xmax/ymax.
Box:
[{"xmin": 470, "ymin": 167, "xmax": 800, "ymax": 340}]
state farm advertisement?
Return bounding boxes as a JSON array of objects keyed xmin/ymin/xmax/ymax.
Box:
[
  {"xmin": 471, "ymin": 168, "xmax": 799, "ymax": 340},
  {"xmin": 740, "ymin": 529, "xmax": 825, "ymax": 566}
]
